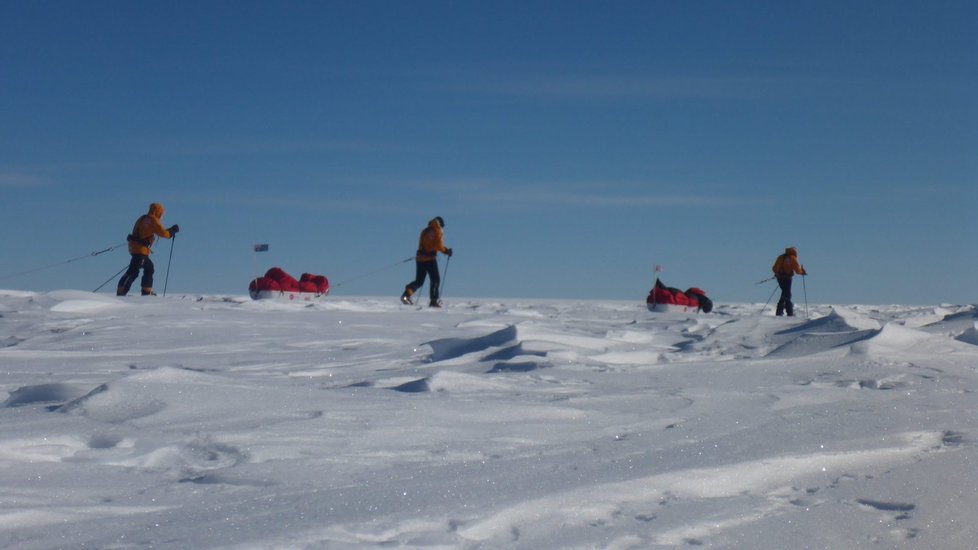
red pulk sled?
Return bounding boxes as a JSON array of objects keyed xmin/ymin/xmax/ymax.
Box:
[
  {"xmin": 646, "ymin": 278, "xmax": 713, "ymax": 313},
  {"xmin": 249, "ymin": 267, "xmax": 329, "ymax": 302}
]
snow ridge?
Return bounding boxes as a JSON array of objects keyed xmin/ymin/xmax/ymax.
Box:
[{"xmin": 0, "ymin": 293, "xmax": 976, "ymax": 548}]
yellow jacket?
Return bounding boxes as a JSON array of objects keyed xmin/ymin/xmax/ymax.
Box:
[
  {"xmin": 127, "ymin": 203, "xmax": 172, "ymax": 255},
  {"xmin": 772, "ymin": 247, "xmax": 806, "ymax": 277},
  {"xmin": 416, "ymin": 218, "xmax": 448, "ymax": 261}
]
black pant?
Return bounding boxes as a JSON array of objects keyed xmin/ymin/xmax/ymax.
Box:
[
  {"xmin": 118, "ymin": 254, "xmax": 154, "ymax": 295},
  {"xmin": 776, "ymin": 276, "xmax": 794, "ymax": 316},
  {"xmin": 405, "ymin": 260, "xmax": 440, "ymax": 303}
]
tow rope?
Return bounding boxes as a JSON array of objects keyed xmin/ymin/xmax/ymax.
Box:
[{"xmin": 0, "ymin": 243, "xmax": 128, "ymax": 282}]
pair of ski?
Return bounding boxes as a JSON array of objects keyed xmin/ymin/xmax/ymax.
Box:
[{"xmin": 400, "ymin": 295, "xmax": 442, "ymax": 308}]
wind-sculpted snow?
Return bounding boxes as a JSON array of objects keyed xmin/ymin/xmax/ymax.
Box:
[
  {"xmin": 957, "ymin": 325, "xmax": 978, "ymax": 346},
  {"xmin": 456, "ymin": 431, "xmax": 947, "ymax": 546},
  {"xmin": 765, "ymin": 307, "xmax": 882, "ymax": 358},
  {"xmin": 0, "ymin": 292, "xmax": 977, "ymax": 549},
  {"xmin": 425, "ymin": 324, "xmax": 519, "ymax": 362},
  {"xmin": 2, "ymin": 383, "xmax": 87, "ymax": 407}
]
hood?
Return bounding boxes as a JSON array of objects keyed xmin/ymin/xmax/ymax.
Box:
[
  {"xmin": 429, "ymin": 217, "xmax": 444, "ymax": 229},
  {"xmin": 148, "ymin": 203, "xmax": 165, "ymax": 218},
  {"xmin": 785, "ymin": 247, "xmax": 797, "ymax": 256}
]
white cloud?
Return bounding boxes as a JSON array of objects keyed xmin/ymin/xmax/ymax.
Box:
[
  {"xmin": 116, "ymin": 137, "xmax": 405, "ymax": 157},
  {"xmin": 194, "ymin": 192, "xmax": 401, "ymax": 213},
  {"xmin": 416, "ymin": 179, "xmax": 747, "ymax": 209},
  {"xmin": 0, "ymin": 173, "xmax": 49, "ymax": 188},
  {"xmin": 469, "ymin": 187, "xmax": 742, "ymax": 208},
  {"xmin": 440, "ymin": 70, "xmax": 829, "ymax": 102}
]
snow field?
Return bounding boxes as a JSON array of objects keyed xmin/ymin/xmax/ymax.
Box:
[{"xmin": 1, "ymin": 290, "xmax": 977, "ymax": 548}]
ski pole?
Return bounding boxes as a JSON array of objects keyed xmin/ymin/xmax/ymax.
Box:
[
  {"xmin": 93, "ymin": 265, "xmax": 130, "ymax": 293},
  {"xmin": 441, "ymin": 255, "xmax": 451, "ymax": 298},
  {"xmin": 802, "ymin": 274, "xmax": 809, "ymax": 319},
  {"xmin": 761, "ymin": 281, "xmax": 778, "ymax": 315},
  {"xmin": 755, "ymin": 276, "xmax": 775, "ymax": 285},
  {"xmin": 163, "ymin": 234, "xmax": 176, "ymax": 297}
]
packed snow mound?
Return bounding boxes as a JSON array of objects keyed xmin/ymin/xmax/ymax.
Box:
[
  {"xmin": 59, "ymin": 381, "xmax": 168, "ymax": 423},
  {"xmin": 849, "ymin": 323, "xmax": 971, "ymax": 356},
  {"xmin": 425, "ymin": 325, "xmax": 518, "ymax": 362},
  {"xmin": 863, "ymin": 323, "xmax": 940, "ymax": 348},
  {"xmin": 424, "ymin": 322, "xmax": 624, "ymax": 370},
  {"xmin": 957, "ymin": 324, "xmax": 978, "ymax": 346},
  {"xmin": 58, "ymin": 367, "xmax": 239, "ymax": 424},
  {"xmin": 919, "ymin": 305, "xmax": 978, "ymax": 337},
  {"xmin": 0, "ymin": 289, "xmax": 36, "ymax": 299},
  {"xmin": 762, "ymin": 308, "xmax": 881, "ymax": 358},
  {"xmin": 103, "ymin": 438, "xmax": 248, "ymax": 477},
  {"xmin": 429, "ymin": 371, "xmax": 531, "ymax": 393},
  {"xmin": 43, "ymin": 290, "xmax": 127, "ymax": 312},
  {"xmin": 3, "ymin": 383, "xmax": 89, "ymax": 407},
  {"xmin": 779, "ymin": 306, "xmax": 881, "ymax": 334}
]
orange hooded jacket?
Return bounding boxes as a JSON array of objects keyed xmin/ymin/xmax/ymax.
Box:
[
  {"xmin": 127, "ymin": 203, "xmax": 172, "ymax": 255},
  {"xmin": 772, "ymin": 247, "xmax": 806, "ymax": 278},
  {"xmin": 416, "ymin": 218, "xmax": 448, "ymax": 262}
]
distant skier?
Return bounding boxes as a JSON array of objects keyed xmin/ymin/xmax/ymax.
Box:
[
  {"xmin": 772, "ymin": 246, "xmax": 807, "ymax": 316},
  {"xmin": 117, "ymin": 203, "xmax": 179, "ymax": 296},
  {"xmin": 400, "ymin": 216, "xmax": 452, "ymax": 307}
]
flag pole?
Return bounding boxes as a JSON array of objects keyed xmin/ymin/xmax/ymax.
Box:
[
  {"xmin": 252, "ymin": 243, "xmax": 269, "ymax": 297},
  {"xmin": 652, "ymin": 264, "xmax": 662, "ymax": 308}
]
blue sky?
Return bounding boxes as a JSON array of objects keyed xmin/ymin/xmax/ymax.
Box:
[{"xmin": 2, "ymin": 1, "xmax": 976, "ymax": 305}]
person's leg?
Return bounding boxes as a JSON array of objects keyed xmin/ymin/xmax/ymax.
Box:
[
  {"xmin": 402, "ymin": 261, "xmax": 428, "ymax": 303},
  {"xmin": 428, "ymin": 261, "xmax": 441, "ymax": 305},
  {"xmin": 776, "ymin": 276, "xmax": 791, "ymax": 316},
  {"xmin": 777, "ymin": 276, "xmax": 794, "ymax": 316},
  {"xmin": 784, "ymin": 278, "xmax": 795, "ymax": 316},
  {"xmin": 140, "ymin": 257, "xmax": 156, "ymax": 295},
  {"xmin": 117, "ymin": 254, "xmax": 144, "ymax": 296}
]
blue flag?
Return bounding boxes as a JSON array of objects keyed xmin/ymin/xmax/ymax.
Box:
[{"xmin": 253, "ymin": 244, "xmax": 269, "ymax": 252}]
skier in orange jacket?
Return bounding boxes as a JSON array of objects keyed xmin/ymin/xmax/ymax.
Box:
[
  {"xmin": 400, "ymin": 216, "xmax": 452, "ymax": 307},
  {"xmin": 772, "ymin": 246, "xmax": 807, "ymax": 316},
  {"xmin": 117, "ymin": 203, "xmax": 179, "ymax": 296}
]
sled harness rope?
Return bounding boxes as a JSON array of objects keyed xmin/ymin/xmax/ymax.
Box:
[
  {"xmin": 92, "ymin": 265, "xmax": 130, "ymax": 293},
  {"xmin": 0, "ymin": 243, "xmax": 128, "ymax": 282},
  {"xmin": 330, "ymin": 256, "xmax": 414, "ymax": 289}
]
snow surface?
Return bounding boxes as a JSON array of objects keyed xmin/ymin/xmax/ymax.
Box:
[{"xmin": 1, "ymin": 290, "xmax": 977, "ymax": 549}]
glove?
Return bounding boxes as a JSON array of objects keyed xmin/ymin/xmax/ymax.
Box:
[
  {"xmin": 168, "ymin": 224, "xmax": 180, "ymax": 234},
  {"xmin": 445, "ymin": 248, "xmax": 453, "ymax": 257}
]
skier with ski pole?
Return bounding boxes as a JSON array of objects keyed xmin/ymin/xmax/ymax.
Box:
[
  {"xmin": 400, "ymin": 216, "xmax": 452, "ymax": 308},
  {"xmin": 116, "ymin": 203, "xmax": 180, "ymax": 296},
  {"xmin": 771, "ymin": 247, "xmax": 807, "ymax": 316}
]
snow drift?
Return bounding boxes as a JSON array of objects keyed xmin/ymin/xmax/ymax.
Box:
[{"xmin": 1, "ymin": 290, "xmax": 977, "ymax": 549}]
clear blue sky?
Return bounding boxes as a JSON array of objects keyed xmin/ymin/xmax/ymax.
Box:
[{"xmin": 2, "ymin": 1, "xmax": 976, "ymax": 305}]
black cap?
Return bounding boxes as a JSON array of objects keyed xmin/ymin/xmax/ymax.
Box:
[{"xmin": 435, "ymin": 216, "xmax": 444, "ymax": 228}]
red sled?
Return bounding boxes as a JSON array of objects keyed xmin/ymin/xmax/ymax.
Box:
[
  {"xmin": 646, "ymin": 278, "xmax": 713, "ymax": 313},
  {"xmin": 249, "ymin": 267, "xmax": 329, "ymax": 301}
]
